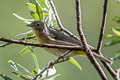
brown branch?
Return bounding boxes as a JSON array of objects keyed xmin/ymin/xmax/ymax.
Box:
[
  {"xmin": 0, "ymin": 36, "xmax": 35, "ymax": 47},
  {"xmin": 115, "ymin": 68, "xmax": 120, "ymax": 79},
  {"xmin": 97, "ymin": 0, "xmax": 108, "ymax": 51},
  {"xmin": 96, "ymin": 0, "xmax": 118, "ymax": 79},
  {"xmin": 75, "ymin": 0, "xmax": 108, "ymax": 80},
  {"xmin": 102, "ymin": 62, "xmax": 117, "ymax": 79},
  {"xmin": 0, "ymin": 37, "xmax": 112, "ymax": 64},
  {"xmin": 33, "ymin": 50, "xmax": 71, "ymax": 80},
  {"xmin": 0, "ymin": 37, "xmax": 84, "ymax": 50},
  {"xmin": 0, "ymin": 0, "xmax": 118, "ymax": 80},
  {"xmin": 49, "ymin": 0, "xmax": 79, "ymax": 40}
]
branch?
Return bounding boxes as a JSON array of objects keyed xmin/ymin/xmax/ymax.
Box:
[
  {"xmin": 0, "ymin": 37, "xmax": 84, "ymax": 50},
  {"xmin": 115, "ymin": 68, "xmax": 120, "ymax": 79},
  {"xmin": 49, "ymin": 0, "xmax": 79, "ymax": 40},
  {"xmin": 97, "ymin": 0, "xmax": 108, "ymax": 51},
  {"xmin": 75, "ymin": 0, "xmax": 108, "ymax": 80},
  {"xmin": 33, "ymin": 50, "xmax": 71, "ymax": 80},
  {"xmin": 96, "ymin": 0, "xmax": 118, "ymax": 79},
  {"xmin": 0, "ymin": 36, "xmax": 35, "ymax": 47},
  {"xmin": 0, "ymin": 37, "xmax": 111, "ymax": 63}
]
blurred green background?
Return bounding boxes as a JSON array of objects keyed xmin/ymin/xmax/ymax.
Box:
[{"xmin": 0, "ymin": 0, "xmax": 120, "ymax": 80}]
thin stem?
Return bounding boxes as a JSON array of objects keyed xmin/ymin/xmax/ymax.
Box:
[
  {"xmin": 102, "ymin": 61, "xmax": 117, "ymax": 79},
  {"xmin": 96, "ymin": 0, "xmax": 118, "ymax": 79},
  {"xmin": 33, "ymin": 51, "xmax": 71, "ymax": 80},
  {"xmin": 0, "ymin": 36, "xmax": 35, "ymax": 47},
  {"xmin": 49, "ymin": 0, "xmax": 79, "ymax": 40},
  {"xmin": 97, "ymin": 0, "xmax": 107, "ymax": 52},
  {"xmin": 115, "ymin": 68, "xmax": 120, "ymax": 79},
  {"xmin": 75, "ymin": 0, "xmax": 107, "ymax": 79}
]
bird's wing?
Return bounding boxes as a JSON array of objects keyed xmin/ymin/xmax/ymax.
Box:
[
  {"xmin": 48, "ymin": 28, "xmax": 81, "ymax": 45},
  {"xmin": 48, "ymin": 27, "xmax": 95, "ymax": 49}
]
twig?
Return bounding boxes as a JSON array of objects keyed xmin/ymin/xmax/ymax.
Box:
[
  {"xmin": 0, "ymin": 37, "xmax": 84, "ymax": 50},
  {"xmin": 49, "ymin": 0, "xmax": 79, "ymax": 40},
  {"xmin": 0, "ymin": 37, "xmax": 112, "ymax": 63},
  {"xmin": 102, "ymin": 61, "xmax": 117, "ymax": 79},
  {"xmin": 97, "ymin": 0, "xmax": 108, "ymax": 52},
  {"xmin": 33, "ymin": 50, "xmax": 71, "ymax": 80},
  {"xmin": 0, "ymin": 36, "xmax": 35, "ymax": 47},
  {"xmin": 75, "ymin": 0, "xmax": 108, "ymax": 80},
  {"xmin": 96, "ymin": 0, "xmax": 118, "ymax": 79},
  {"xmin": 115, "ymin": 68, "xmax": 120, "ymax": 79},
  {"xmin": 48, "ymin": 0, "xmax": 111, "ymax": 63}
]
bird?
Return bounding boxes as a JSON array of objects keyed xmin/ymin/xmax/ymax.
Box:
[{"xmin": 26, "ymin": 20, "xmax": 111, "ymax": 63}]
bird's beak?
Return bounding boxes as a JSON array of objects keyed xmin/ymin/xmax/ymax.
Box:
[{"xmin": 26, "ymin": 23, "xmax": 33, "ymax": 27}]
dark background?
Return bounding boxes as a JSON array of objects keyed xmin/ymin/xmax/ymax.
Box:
[{"xmin": 0, "ymin": 0, "xmax": 120, "ymax": 80}]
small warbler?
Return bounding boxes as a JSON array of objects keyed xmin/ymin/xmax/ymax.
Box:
[{"xmin": 26, "ymin": 21, "xmax": 111, "ymax": 63}]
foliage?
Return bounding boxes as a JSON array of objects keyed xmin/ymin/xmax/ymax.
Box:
[
  {"xmin": 0, "ymin": 74, "xmax": 13, "ymax": 80},
  {"xmin": 1, "ymin": 0, "xmax": 82, "ymax": 80},
  {"xmin": 105, "ymin": 16, "xmax": 120, "ymax": 62}
]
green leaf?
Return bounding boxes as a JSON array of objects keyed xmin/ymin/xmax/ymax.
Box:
[
  {"xmin": 27, "ymin": 0, "xmax": 36, "ymax": 4},
  {"xmin": 26, "ymin": 3, "xmax": 40, "ymax": 20},
  {"xmin": 47, "ymin": 0, "xmax": 58, "ymax": 29},
  {"xmin": 12, "ymin": 72, "xmax": 31, "ymax": 80},
  {"xmin": 112, "ymin": 28, "xmax": 120, "ymax": 36},
  {"xmin": 13, "ymin": 13, "xmax": 32, "ymax": 23},
  {"xmin": 31, "ymin": 52, "xmax": 40, "ymax": 71},
  {"xmin": 105, "ymin": 34, "xmax": 120, "ymax": 40},
  {"xmin": 19, "ymin": 47, "xmax": 31, "ymax": 56},
  {"xmin": 30, "ymin": 10, "xmax": 39, "ymax": 20},
  {"xmin": 32, "ymin": 68, "xmax": 39, "ymax": 76},
  {"xmin": 36, "ymin": 3, "xmax": 43, "ymax": 21},
  {"xmin": 0, "ymin": 74, "xmax": 13, "ymax": 80},
  {"xmin": 113, "ymin": 17, "xmax": 120, "ymax": 24},
  {"xmin": 69, "ymin": 57, "xmax": 82, "ymax": 71},
  {"xmin": 26, "ymin": 3, "xmax": 36, "ymax": 12},
  {"xmin": 104, "ymin": 40, "xmax": 120, "ymax": 46},
  {"xmin": 117, "ymin": 0, "xmax": 120, "ymax": 3},
  {"xmin": 117, "ymin": 50, "xmax": 120, "ymax": 53},
  {"xmin": 38, "ymin": 0, "xmax": 48, "ymax": 9},
  {"xmin": 43, "ymin": 12, "xmax": 49, "ymax": 16},
  {"xmin": 47, "ymin": 8, "xmax": 53, "ymax": 27},
  {"xmin": 8, "ymin": 60, "xmax": 31, "ymax": 77},
  {"xmin": 26, "ymin": 31, "xmax": 34, "ymax": 37},
  {"xmin": 29, "ymin": 47, "xmax": 40, "ymax": 71},
  {"xmin": 16, "ymin": 64, "xmax": 32, "ymax": 76},
  {"xmin": 13, "ymin": 13, "xmax": 26, "ymax": 21},
  {"xmin": 104, "ymin": 28, "xmax": 120, "ymax": 47},
  {"xmin": 8, "ymin": 60, "xmax": 18, "ymax": 72},
  {"xmin": 16, "ymin": 30, "xmax": 33, "ymax": 37},
  {"xmin": 111, "ymin": 53, "xmax": 120, "ymax": 61}
]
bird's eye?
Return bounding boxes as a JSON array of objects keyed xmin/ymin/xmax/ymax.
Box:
[{"xmin": 36, "ymin": 23, "xmax": 40, "ymax": 26}]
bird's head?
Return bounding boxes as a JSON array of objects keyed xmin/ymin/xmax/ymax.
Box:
[{"xmin": 26, "ymin": 21, "xmax": 45, "ymax": 31}]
